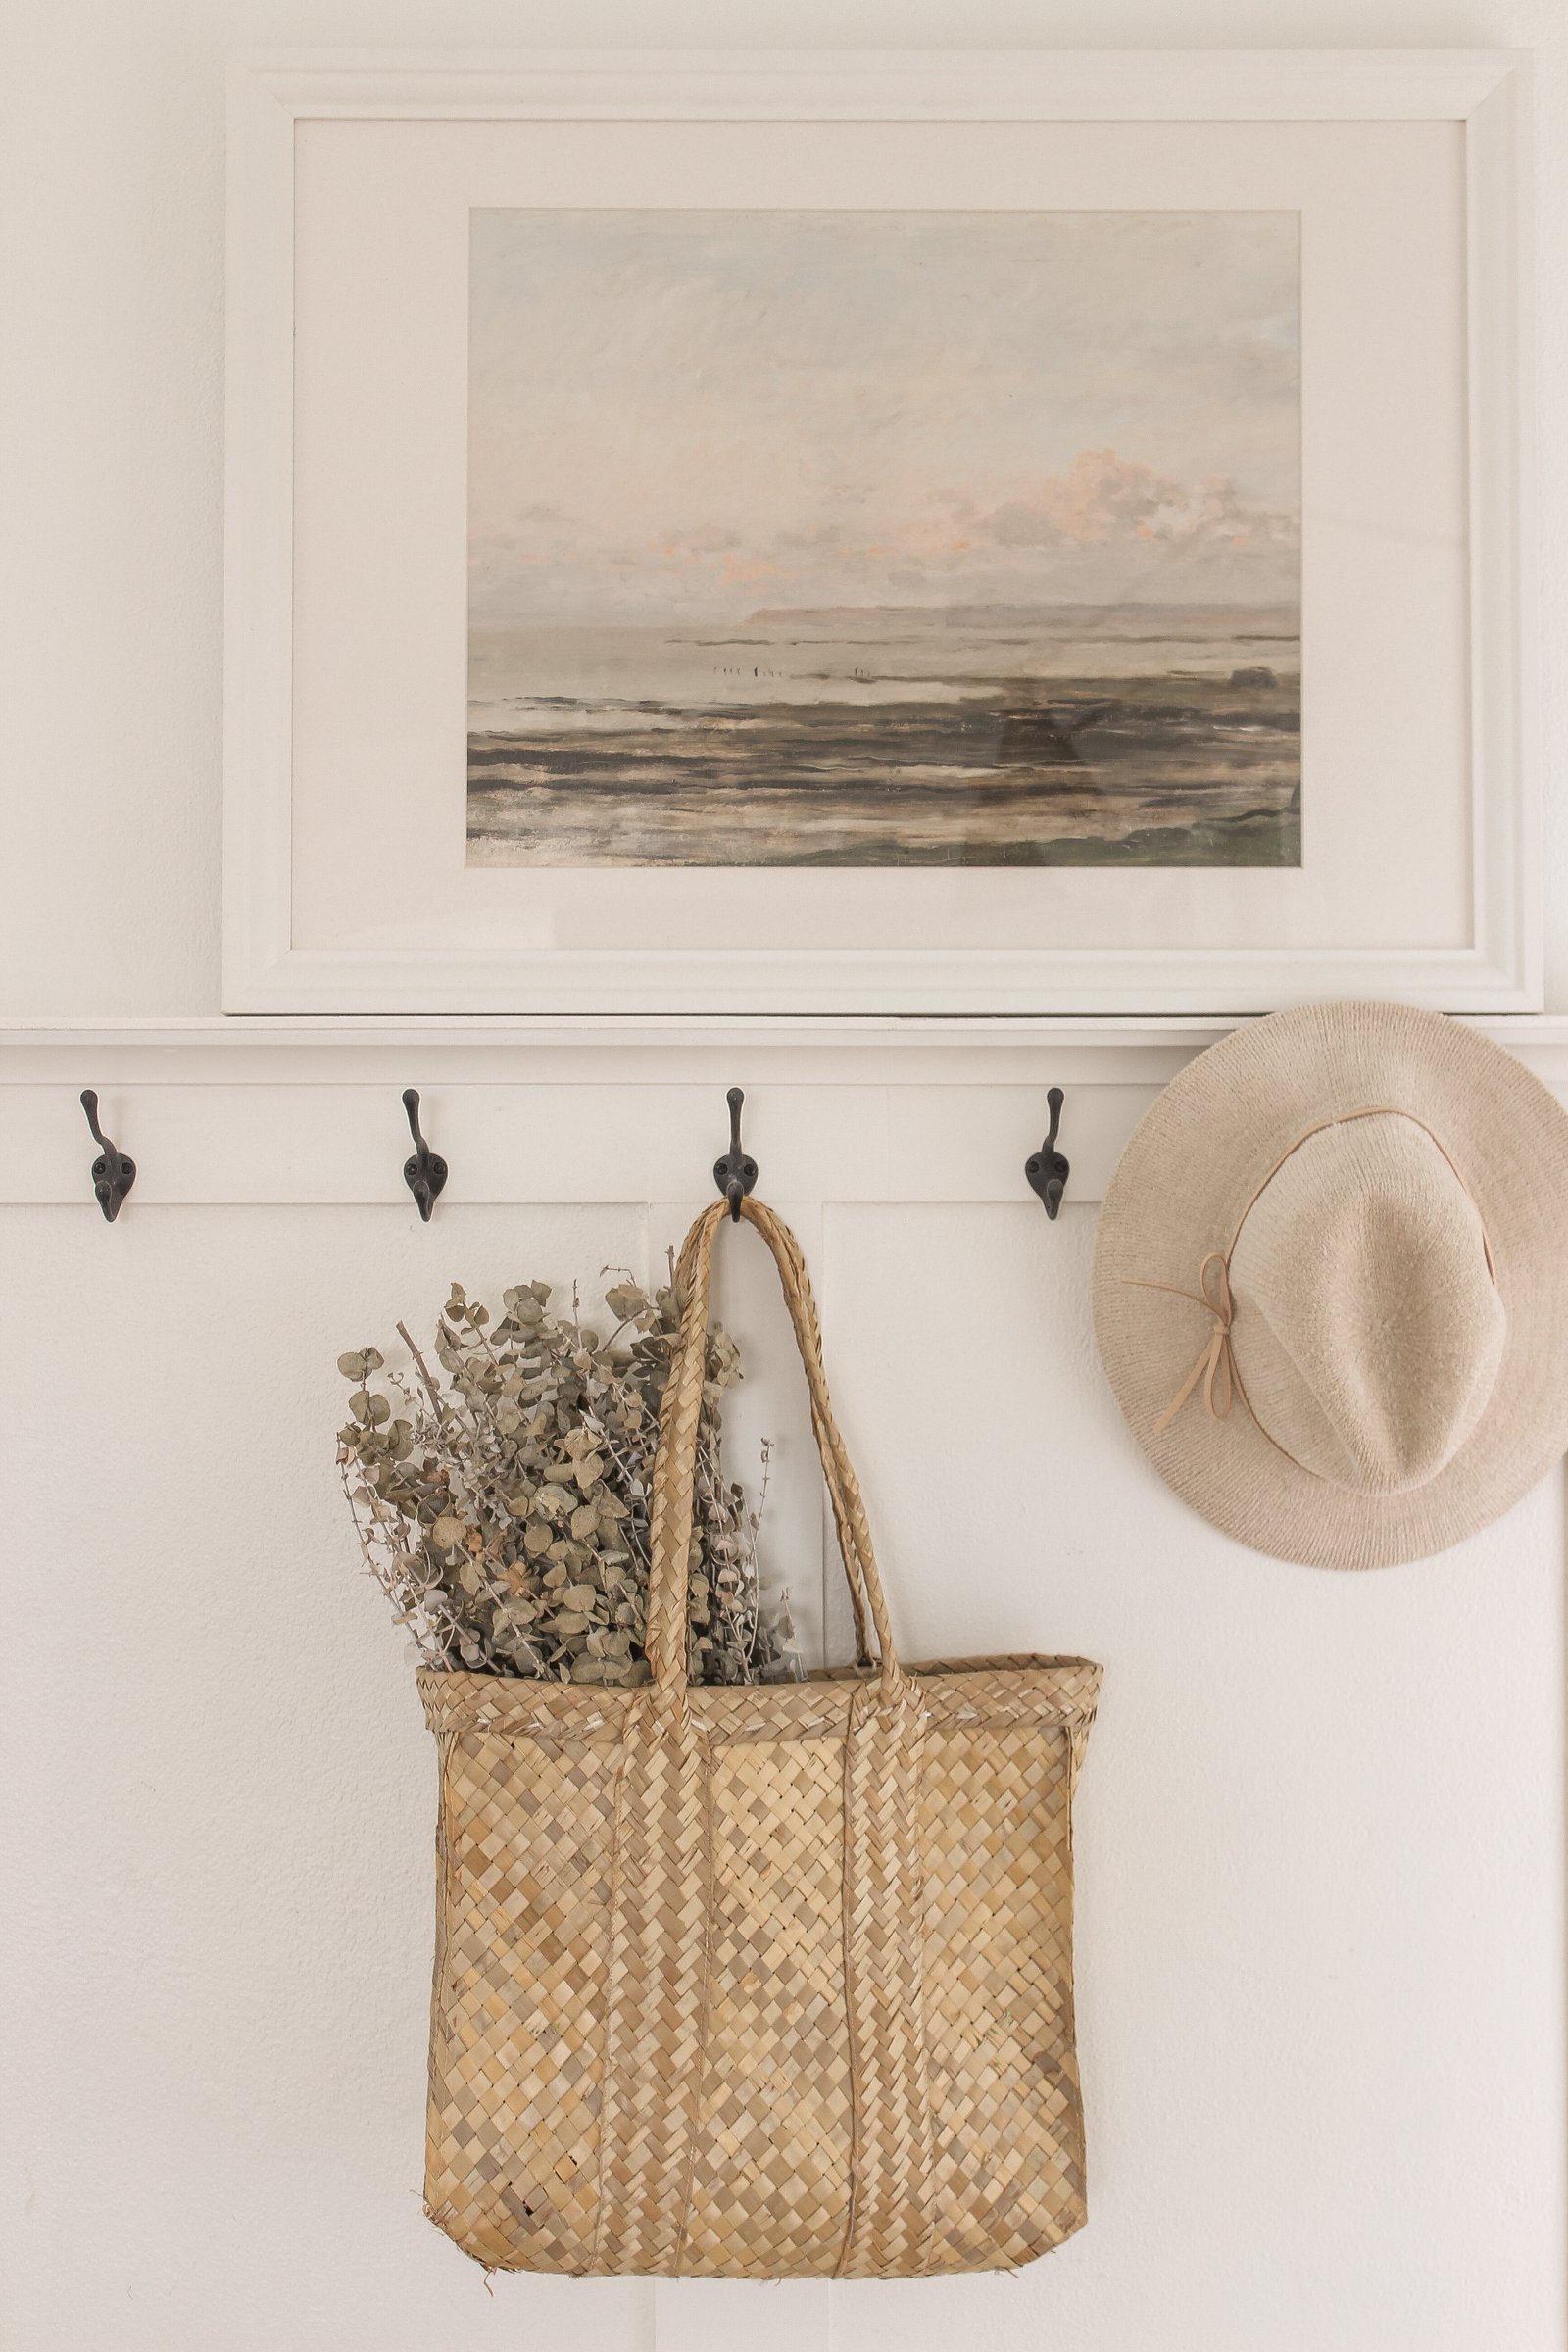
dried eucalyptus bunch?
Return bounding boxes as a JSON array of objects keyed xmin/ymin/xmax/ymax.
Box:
[{"xmin": 335, "ymin": 1267, "xmax": 801, "ymax": 1689}]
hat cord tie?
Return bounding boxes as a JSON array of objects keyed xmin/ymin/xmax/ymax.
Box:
[
  {"xmin": 1121, "ymin": 1103, "xmax": 1496, "ymax": 1463},
  {"xmin": 1131, "ymin": 1252, "xmax": 1238, "ymax": 1436}
]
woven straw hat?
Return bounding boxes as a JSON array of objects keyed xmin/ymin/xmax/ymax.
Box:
[{"xmin": 1091, "ymin": 1002, "xmax": 1568, "ymax": 1568}]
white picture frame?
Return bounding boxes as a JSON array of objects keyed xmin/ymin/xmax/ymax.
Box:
[{"xmin": 223, "ymin": 48, "xmax": 1539, "ymax": 1016}]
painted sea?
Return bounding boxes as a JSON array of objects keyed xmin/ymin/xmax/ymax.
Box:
[{"xmin": 466, "ymin": 603, "xmax": 1300, "ymax": 868}]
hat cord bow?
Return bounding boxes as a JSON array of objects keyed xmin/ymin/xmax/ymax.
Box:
[{"xmin": 1130, "ymin": 1251, "xmax": 1240, "ymax": 1437}]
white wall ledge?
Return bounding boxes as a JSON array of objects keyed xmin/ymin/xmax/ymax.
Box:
[{"xmin": 8, "ymin": 1009, "xmax": 1568, "ymax": 1052}]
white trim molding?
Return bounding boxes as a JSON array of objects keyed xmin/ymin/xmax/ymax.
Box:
[{"xmin": 9, "ymin": 1012, "xmax": 1568, "ymax": 1208}]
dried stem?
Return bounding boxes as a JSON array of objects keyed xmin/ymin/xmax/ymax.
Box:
[{"xmin": 397, "ymin": 1319, "xmax": 444, "ymax": 1415}]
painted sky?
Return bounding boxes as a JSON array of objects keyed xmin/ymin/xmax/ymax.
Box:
[{"xmin": 468, "ymin": 210, "xmax": 1300, "ymax": 625}]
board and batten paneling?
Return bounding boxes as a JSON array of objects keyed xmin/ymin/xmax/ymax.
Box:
[
  {"xmin": 8, "ymin": 1016, "xmax": 1568, "ymax": 1205},
  {"xmin": 2, "ymin": 1021, "xmax": 1564, "ymax": 2350}
]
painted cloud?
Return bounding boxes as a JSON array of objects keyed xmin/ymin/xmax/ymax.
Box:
[{"xmin": 468, "ymin": 209, "xmax": 1300, "ymax": 624}]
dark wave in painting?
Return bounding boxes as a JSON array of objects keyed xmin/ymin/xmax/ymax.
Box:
[
  {"xmin": 465, "ymin": 609, "xmax": 1301, "ymax": 868},
  {"xmin": 467, "ymin": 679, "xmax": 1298, "ymax": 868}
]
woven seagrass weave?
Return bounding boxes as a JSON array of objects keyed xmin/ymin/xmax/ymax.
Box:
[{"xmin": 417, "ymin": 1199, "xmax": 1101, "ymax": 2278}]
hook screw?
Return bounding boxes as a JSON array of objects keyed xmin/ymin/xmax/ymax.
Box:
[
  {"xmin": 1025, "ymin": 1088, "xmax": 1070, "ymax": 1220},
  {"xmin": 713, "ymin": 1087, "xmax": 759, "ymax": 1222},
  {"xmin": 81, "ymin": 1091, "xmax": 136, "ymax": 1222},
  {"xmin": 402, "ymin": 1090, "xmax": 448, "ymax": 1223}
]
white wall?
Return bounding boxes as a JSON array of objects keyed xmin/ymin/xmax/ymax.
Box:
[{"xmin": 3, "ymin": 5, "xmax": 1567, "ymax": 2350}]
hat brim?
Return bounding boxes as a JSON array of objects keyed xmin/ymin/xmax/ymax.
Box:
[{"xmin": 1090, "ymin": 1002, "xmax": 1568, "ymax": 1568}]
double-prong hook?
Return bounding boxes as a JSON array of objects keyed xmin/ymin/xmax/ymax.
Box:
[
  {"xmin": 81, "ymin": 1091, "xmax": 135, "ymax": 1222},
  {"xmin": 1025, "ymin": 1088, "xmax": 1069, "ymax": 1220},
  {"xmin": 402, "ymin": 1090, "xmax": 448, "ymax": 1223},
  {"xmin": 713, "ymin": 1087, "xmax": 758, "ymax": 1222}
]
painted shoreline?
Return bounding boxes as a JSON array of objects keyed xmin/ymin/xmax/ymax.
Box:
[{"xmin": 466, "ymin": 668, "xmax": 1301, "ymax": 870}]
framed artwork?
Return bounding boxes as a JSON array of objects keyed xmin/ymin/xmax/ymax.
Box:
[
  {"xmin": 223, "ymin": 49, "xmax": 1538, "ymax": 1013},
  {"xmin": 466, "ymin": 206, "xmax": 1300, "ymax": 874}
]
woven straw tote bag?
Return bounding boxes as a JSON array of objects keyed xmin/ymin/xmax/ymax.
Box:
[{"xmin": 416, "ymin": 1198, "xmax": 1102, "ymax": 2278}]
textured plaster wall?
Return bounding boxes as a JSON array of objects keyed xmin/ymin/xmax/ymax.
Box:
[
  {"xmin": 5, "ymin": 1199, "xmax": 1562, "ymax": 2352},
  {"xmin": 2, "ymin": 4, "xmax": 1567, "ymax": 2350}
]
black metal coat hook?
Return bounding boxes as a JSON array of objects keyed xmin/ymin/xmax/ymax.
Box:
[
  {"xmin": 402, "ymin": 1090, "xmax": 448, "ymax": 1223},
  {"xmin": 81, "ymin": 1091, "xmax": 135, "ymax": 1222},
  {"xmin": 713, "ymin": 1086, "xmax": 758, "ymax": 1222},
  {"xmin": 1025, "ymin": 1088, "xmax": 1070, "ymax": 1220}
]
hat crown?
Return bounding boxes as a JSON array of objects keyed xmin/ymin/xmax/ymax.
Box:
[{"xmin": 1227, "ymin": 1115, "xmax": 1505, "ymax": 1494}]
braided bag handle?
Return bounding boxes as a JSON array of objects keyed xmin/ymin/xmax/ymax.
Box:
[{"xmin": 645, "ymin": 1197, "xmax": 902, "ymax": 1702}]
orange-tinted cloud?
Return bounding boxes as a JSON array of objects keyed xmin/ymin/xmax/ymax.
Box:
[{"xmin": 983, "ymin": 447, "xmax": 1297, "ymax": 553}]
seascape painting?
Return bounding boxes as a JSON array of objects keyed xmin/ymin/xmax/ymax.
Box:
[{"xmin": 467, "ymin": 211, "xmax": 1300, "ymax": 868}]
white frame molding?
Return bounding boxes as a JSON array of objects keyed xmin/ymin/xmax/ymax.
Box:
[{"xmin": 223, "ymin": 48, "xmax": 1540, "ymax": 1018}]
